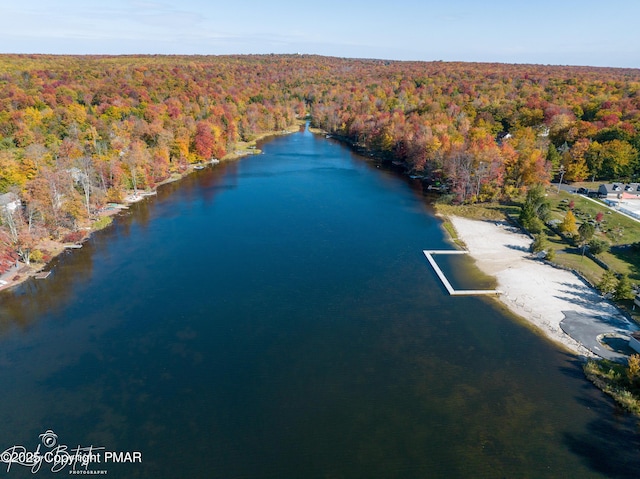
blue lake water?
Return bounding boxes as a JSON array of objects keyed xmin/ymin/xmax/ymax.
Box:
[{"xmin": 0, "ymin": 125, "xmax": 638, "ymax": 478}]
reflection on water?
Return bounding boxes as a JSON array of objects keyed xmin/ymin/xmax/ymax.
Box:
[{"xmin": 0, "ymin": 126, "xmax": 638, "ymax": 478}]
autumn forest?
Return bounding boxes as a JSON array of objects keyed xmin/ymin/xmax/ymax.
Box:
[{"xmin": 2, "ymin": 54, "xmax": 640, "ymax": 270}]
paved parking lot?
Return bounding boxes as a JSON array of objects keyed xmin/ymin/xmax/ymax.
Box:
[{"xmin": 560, "ymin": 310, "xmax": 638, "ymax": 361}]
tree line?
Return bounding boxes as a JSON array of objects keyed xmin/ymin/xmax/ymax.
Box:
[{"xmin": 1, "ymin": 54, "xmax": 640, "ymax": 265}]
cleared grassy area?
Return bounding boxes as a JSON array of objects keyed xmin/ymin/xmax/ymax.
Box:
[
  {"xmin": 552, "ymin": 250, "xmax": 607, "ymax": 286},
  {"xmin": 600, "ymin": 249, "xmax": 640, "ymax": 281},
  {"xmin": 545, "ymin": 190, "xmax": 640, "ymax": 283},
  {"xmin": 547, "ymin": 190, "xmax": 640, "ymax": 245},
  {"xmin": 434, "ymin": 202, "xmax": 519, "ymax": 221},
  {"xmin": 539, "ymin": 219, "xmax": 609, "ymax": 285}
]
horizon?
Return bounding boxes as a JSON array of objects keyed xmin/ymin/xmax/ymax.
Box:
[
  {"xmin": 2, "ymin": 52, "xmax": 639, "ymax": 71},
  {"xmin": 2, "ymin": 0, "xmax": 640, "ymax": 70}
]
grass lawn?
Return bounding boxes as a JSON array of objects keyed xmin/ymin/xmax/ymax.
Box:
[
  {"xmin": 552, "ymin": 249, "xmax": 608, "ymax": 285},
  {"xmin": 434, "ymin": 202, "xmax": 519, "ymax": 221},
  {"xmin": 600, "ymin": 249, "xmax": 640, "ymax": 281},
  {"xmin": 545, "ymin": 190, "xmax": 640, "ymax": 283},
  {"xmin": 547, "ymin": 190, "xmax": 640, "ymax": 245}
]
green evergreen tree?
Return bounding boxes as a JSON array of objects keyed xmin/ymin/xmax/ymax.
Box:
[
  {"xmin": 546, "ymin": 143, "xmax": 561, "ymax": 170},
  {"xmin": 614, "ymin": 274, "xmax": 635, "ymax": 300},
  {"xmin": 545, "ymin": 247, "xmax": 556, "ymax": 261},
  {"xmin": 578, "ymin": 222, "xmax": 595, "ymax": 255},
  {"xmin": 531, "ymin": 232, "xmax": 548, "ymax": 253},
  {"xmin": 597, "ymin": 270, "xmax": 618, "ymax": 295},
  {"xmin": 588, "ymin": 238, "xmax": 609, "ymax": 255},
  {"xmin": 519, "ymin": 184, "xmax": 549, "ymax": 234}
]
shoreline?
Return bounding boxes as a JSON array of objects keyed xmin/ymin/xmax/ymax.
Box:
[
  {"xmin": 444, "ymin": 215, "xmax": 631, "ymax": 358},
  {"xmin": 0, "ymin": 121, "xmax": 305, "ymax": 293},
  {"xmin": 8, "ymin": 121, "xmax": 623, "ymax": 361}
]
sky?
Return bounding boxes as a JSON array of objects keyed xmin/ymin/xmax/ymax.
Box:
[{"xmin": 1, "ymin": 0, "xmax": 639, "ymax": 68}]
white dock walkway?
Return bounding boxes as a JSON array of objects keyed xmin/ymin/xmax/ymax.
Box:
[{"xmin": 423, "ymin": 250, "xmax": 501, "ymax": 296}]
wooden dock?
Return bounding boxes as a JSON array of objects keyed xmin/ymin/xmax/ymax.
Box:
[
  {"xmin": 34, "ymin": 271, "xmax": 51, "ymax": 279},
  {"xmin": 423, "ymin": 250, "xmax": 501, "ymax": 296}
]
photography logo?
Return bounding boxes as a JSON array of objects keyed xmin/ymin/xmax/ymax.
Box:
[{"xmin": 1, "ymin": 429, "xmax": 142, "ymax": 474}]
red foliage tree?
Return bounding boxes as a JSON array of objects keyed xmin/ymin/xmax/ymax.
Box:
[{"xmin": 194, "ymin": 121, "xmax": 214, "ymax": 160}]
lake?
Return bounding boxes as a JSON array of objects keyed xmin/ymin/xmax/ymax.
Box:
[{"xmin": 0, "ymin": 125, "xmax": 638, "ymax": 478}]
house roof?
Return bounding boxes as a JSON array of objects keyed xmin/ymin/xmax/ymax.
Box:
[{"xmin": 599, "ymin": 183, "xmax": 640, "ymax": 195}]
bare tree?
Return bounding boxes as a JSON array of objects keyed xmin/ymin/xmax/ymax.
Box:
[
  {"xmin": 0, "ymin": 196, "xmax": 34, "ymax": 265},
  {"xmin": 76, "ymin": 156, "xmax": 96, "ymax": 216}
]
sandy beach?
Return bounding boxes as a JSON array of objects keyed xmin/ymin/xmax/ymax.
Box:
[{"xmin": 447, "ymin": 216, "xmax": 629, "ymax": 357}]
